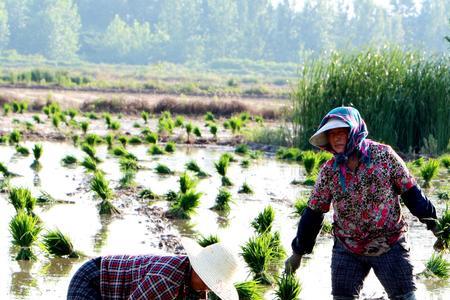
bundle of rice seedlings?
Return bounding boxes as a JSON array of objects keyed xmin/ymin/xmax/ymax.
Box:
[
  {"xmin": 81, "ymin": 143, "xmax": 100, "ymax": 162},
  {"xmin": 72, "ymin": 134, "xmax": 80, "ymax": 146},
  {"xmin": 274, "ymin": 272, "xmax": 302, "ymax": 300},
  {"xmin": 80, "ymin": 121, "xmax": 89, "ymax": 134},
  {"xmin": 197, "ymin": 234, "xmax": 220, "ymax": 247},
  {"xmin": 249, "ymin": 151, "xmax": 262, "ymax": 160},
  {"xmin": 321, "ymin": 220, "xmax": 333, "ymax": 235},
  {"xmin": 37, "ymin": 191, "xmax": 57, "ymax": 204},
  {"xmin": 193, "ymin": 126, "xmax": 201, "ymax": 138},
  {"xmin": 0, "ymin": 178, "xmax": 11, "ymax": 192},
  {"xmin": 0, "ymin": 134, "xmax": 9, "ymax": 144},
  {"xmin": 276, "ymin": 147, "xmax": 303, "ymax": 162},
  {"xmin": 0, "ymin": 161, "xmax": 16, "ymax": 177},
  {"xmin": 129, "ymin": 136, "xmax": 142, "ymax": 145},
  {"xmin": 241, "ymin": 234, "xmax": 274, "ymax": 284},
  {"xmin": 179, "ymin": 172, "xmax": 198, "ymax": 194},
  {"xmin": 303, "ymin": 175, "xmax": 316, "ymax": 186},
  {"xmin": 84, "ymin": 133, "xmax": 102, "ymax": 146},
  {"xmin": 164, "ymin": 141, "xmax": 176, "ymax": 153},
  {"xmin": 238, "ymin": 182, "xmax": 254, "ymax": 194},
  {"xmin": 212, "ymin": 188, "xmax": 233, "ymax": 213},
  {"xmin": 61, "ymin": 155, "xmax": 77, "ymax": 166},
  {"xmin": 165, "ymin": 190, "xmax": 178, "ymax": 201},
  {"xmin": 175, "ymin": 115, "xmax": 185, "ymax": 127},
  {"xmin": 155, "ymin": 164, "xmax": 174, "ymax": 175},
  {"xmin": 423, "ymin": 252, "xmax": 450, "ymax": 279},
  {"xmin": 118, "ymin": 135, "xmax": 128, "ymax": 148},
  {"xmin": 241, "ymin": 159, "xmax": 250, "ymax": 168},
  {"xmin": 148, "ymin": 144, "xmax": 165, "ymax": 155},
  {"xmin": 111, "ymin": 146, "xmax": 128, "ymax": 157},
  {"xmin": 3, "ymin": 103, "xmax": 11, "ymax": 115},
  {"xmin": 215, "ymin": 155, "xmax": 232, "ymax": 186},
  {"xmin": 157, "ymin": 116, "xmax": 174, "ymax": 136},
  {"xmin": 235, "ymin": 144, "xmax": 250, "ymax": 155},
  {"xmin": 109, "ymin": 120, "xmax": 121, "ymax": 131},
  {"xmin": 9, "ymin": 129, "xmax": 22, "ymax": 144},
  {"xmin": 222, "ymin": 152, "xmax": 237, "ymax": 162},
  {"xmin": 440, "ymin": 155, "xmax": 450, "ymax": 169},
  {"xmin": 32, "ymin": 144, "xmax": 43, "ymax": 161},
  {"xmin": 144, "ymin": 132, "xmax": 158, "ymax": 144},
  {"xmin": 185, "ymin": 160, "xmax": 209, "ymax": 178},
  {"xmin": 185, "ymin": 122, "xmax": 193, "ymax": 143},
  {"xmin": 15, "ymin": 145, "xmax": 30, "ymax": 156},
  {"xmin": 168, "ymin": 190, "xmax": 202, "ymax": 219},
  {"xmin": 317, "ymin": 151, "xmax": 333, "ymax": 167},
  {"xmin": 209, "ymin": 124, "xmax": 218, "ymax": 140},
  {"xmin": 138, "ymin": 188, "xmax": 159, "ymax": 200},
  {"xmin": 81, "ymin": 156, "xmax": 98, "ymax": 173},
  {"xmin": 141, "ymin": 111, "xmax": 149, "ymax": 124},
  {"xmin": 293, "ymin": 197, "xmax": 308, "ymax": 218},
  {"xmin": 228, "ymin": 117, "xmax": 242, "ymax": 134},
  {"xmin": 9, "ymin": 187, "xmax": 36, "ymax": 214},
  {"xmin": 420, "ymin": 159, "xmax": 440, "ymax": 188},
  {"xmin": 119, "ymin": 157, "xmax": 139, "ymax": 172},
  {"xmin": 9, "ymin": 211, "xmax": 42, "ymax": 260},
  {"xmin": 205, "ymin": 112, "xmax": 215, "ymax": 122},
  {"xmin": 251, "ymin": 206, "xmax": 275, "ymax": 234},
  {"xmin": 104, "ymin": 133, "xmax": 114, "ymax": 149},
  {"xmin": 52, "ymin": 114, "xmax": 61, "ymax": 128},
  {"xmin": 433, "ymin": 205, "xmax": 450, "ymax": 251},
  {"xmin": 119, "ymin": 171, "xmax": 137, "ymax": 189},
  {"xmin": 302, "ymin": 151, "xmax": 318, "ymax": 176},
  {"xmin": 234, "ymin": 281, "xmax": 265, "ymax": 300},
  {"xmin": 42, "ymin": 229, "xmax": 83, "ymax": 258},
  {"xmin": 269, "ymin": 231, "xmax": 286, "ymax": 262},
  {"xmin": 90, "ymin": 171, "xmax": 119, "ymax": 215}
]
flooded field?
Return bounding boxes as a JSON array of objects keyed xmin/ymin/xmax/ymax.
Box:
[{"xmin": 1, "ymin": 141, "xmax": 449, "ymax": 299}]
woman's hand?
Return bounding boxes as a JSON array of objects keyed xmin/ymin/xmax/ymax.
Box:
[{"xmin": 284, "ymin": 253, "xmax": 302, "ymax": 274}]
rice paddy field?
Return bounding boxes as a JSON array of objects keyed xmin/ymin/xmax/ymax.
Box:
[{"xmin": 1, "ymin": 107, "xmax": 450, "ymax": 300}]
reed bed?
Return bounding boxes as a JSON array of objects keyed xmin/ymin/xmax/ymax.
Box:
[{"xmin": 293, "ymin": 48, "xmax": 450, "ymax": 153}]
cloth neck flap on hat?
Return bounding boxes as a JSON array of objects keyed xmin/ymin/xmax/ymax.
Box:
[{"xmin": 317, "ymin": 106, "xmax": 372, "ymax": 191}]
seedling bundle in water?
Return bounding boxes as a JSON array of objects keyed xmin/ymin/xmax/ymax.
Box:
[
  {"xmin": 274, "ymin": 272, "xmax": 302, "ymax": 300},
  {"xmin": 90, "ymin": 171, "xmax": 120, "ymax": 215},
  {"xmin": 433, "ymin": 205, "xmax": 450, "ymax": 251},
  {"xmin": 10, "ymin": 211, "xmax": 42, "ymax": 260},
  {"xmin": 197, "ymin": 234, "xmax": 220, "ymax": 247},
  {"xmin": 421, "ymin": 252, "xmax": 450, "ymax": 279},
  {"xmin": 42, "ymin": 229, "xmax": 83, "ymax": 258}
]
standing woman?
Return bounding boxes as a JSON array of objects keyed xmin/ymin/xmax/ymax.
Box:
[{"xmin": 285, "ymin": 107, "xmax": 439, "ymax": 300}]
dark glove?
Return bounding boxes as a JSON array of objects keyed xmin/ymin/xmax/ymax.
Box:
[
  {"xmin": 430, "ymin": 224, "xmax": 445, "ymax": 252},
  {"xmin": 284, "ymin": 253, "xmax": 302, "ymax": 274}
]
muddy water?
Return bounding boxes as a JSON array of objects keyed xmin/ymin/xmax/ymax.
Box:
[{"xmin": 0, "ymin": 142, "xmax": 449, "ymax": 299}]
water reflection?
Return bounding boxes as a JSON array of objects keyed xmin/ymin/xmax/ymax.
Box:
[
  {"xmin": 39, "ymin": 257, "xmax": 77, "ymax": 277},
  {"xmin": 93, "ymin": 215, "xmax": 113, "ymax": 253},
  {"xmin": 10, "ymin": 261, "xmax": 38, "ymax": 298}
]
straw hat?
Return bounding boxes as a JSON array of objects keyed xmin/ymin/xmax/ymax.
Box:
[
  {"xmin": 309, "ymin": 118, "xmax": 349, "ymax": 147},
  {"xmin": 182, "ymin": 237, "xmax": 239, "ymax": 300}
]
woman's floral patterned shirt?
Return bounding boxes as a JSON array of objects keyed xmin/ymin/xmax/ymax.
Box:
[{"xmin": 308, "ymin": 142, "xmax": 416, "ymax": 256}]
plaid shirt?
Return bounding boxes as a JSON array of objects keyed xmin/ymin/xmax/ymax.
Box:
[{"xmin": 100, "ymin": 255, "xmax": 201, "ymax": 300}]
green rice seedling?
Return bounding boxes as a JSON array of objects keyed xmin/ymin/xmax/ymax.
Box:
[
  {"xmin": 3, "ymin": 103, "xmax": 11, "ymax": 115},
  {"xmin": 103, "ymin": 113, "xmax": 112, "ymax": 127},
  {"xmin": 148, "ymin": 144, "xmax": 165, "ymax": 155},
  {"xmin": 81, "ymin": 156, "xmax": 98, "ymax": 173},
  {"xmin": 222, "ymin": 152, "xmax": 237, "ymax": 162},
  {"xmin": 155, "ymin": 163, "xmax": 173, "ymax": 175},
  {"xmin": 144, "ymin": 132, "xmax": 158, "ymax": 144},
  {"xmin": 118, "ymin": 135, "xmax": 128, "ymax": 148},
  {"xmin": 165, "ymin": 190, "xmax": 178, "ymax": 201},
  {"xmin": 12, "ymin": 101, "xmax": 21, "ymax": 113},
  {"xmin": 133, "ymin": 122, "xmax": 141, "ymax": 128},
  {"xmin": 193, "ymin": 126, "xmax": 201, "ymax": 138},
  {"xmin": 197, "ymin": 234, "xmax": 220, "ymax": 247},
  {"xmin": 0, "ymin": 178, "xmax": 11, "ymax": 192},
  {"xmin": 276, "ymin": 147, "xmax": 302, "ymax": 162},
  {"xmin": 179, "ymin": 172, "xmax": 198, "ymax": 194},
  {"xmin": 413, "ymin": 157, "xmax": 425, "ymax": 167},
  {"xmin": 269, "ymin": 231, "xmax": 286, "ymax": 262},
  {"xmin": 274, "ymin": 272, "xmax": 302, "ymax": 300},
  {"xmin": 9, "ymin": 187, "xmax": 29, "ymax": 212},
  {"xmin": 302, "ymin": 151, "xmax": 318, "ymax": 176},
  {"xmin": 52, "ymin": 114, "xmax": 61, "ymax": 128},
  {"xmin": 0, "ymin": 162, "xmax": 15, "ymax": 177},
  {"xmin": 157, "ymin": 116, "xmax": 174, "ymax": 136},
  {"xmin": 42, "ymin": 229, "xmax": 83, "ymax": 258},
  {"xmin": 25, "ymin": 121, "xmax": 34, "ymax": 130},
  {"xmin": 420, "ymin": 159, "xmax": 440, "ymax": 188},
  {"xmin": 32, "ymin": 115, "xmax": 42, "ymax": 124},
  {"xmin": 223, "ymin": 120, "xmax": 230, "ymax": 129},
  {"xmin": 303, "ymin": 175, "xmax": 317, "ymax": 186},
  {"xmin": 164, "ymin": 142, "xmax": 176, "ymax": 153},
  {"xmin": 423, "ymin": 253, "xmax": 450, "ymax": 279},
  {"xmin": 0, "ymin": 134, "xmax": 9, "ymax": 144},
  {"xmin": 90, "ymin": 171, "xmax": 119, "ymax": 215},
  {"xmin": 212, "ymin": 188, "xmax": 233, "ymax": 213},
  {"xmin": 234, "ymin": 280, "xmax": 265, "ymax": 300},
  {"xmin": 209, "ymin": 123, "xmax": 218, "ymax": 140},
  {"xmin": 437, "ymin": 191, "xmax": 449, "ymax": 200},
  {"xmin": 86, "ymin": 112, "xmax": 98, "ymax": 120},
  {"xmin": 129, "ymin": 136, "xmax": 142, "ymax": 145},
  {"xmin": 109, "ymin": 120, "xmax": 121, "ymax": 130},
  {"xmin": 111, "ymin": 146, "xmax": 128, "ymax": 157},
  {"xmin": 175, "ymin": 116, "xmax": 185, "ymax": 127},
  {"xmin": 84, "ymin": 133, "xmax": 102, "ymax": 146},
  {"xmin": 66, "ymin": 108, "xmax": 78, "ymax": 120},
  {"xmin": 105, "ymin": 133, "xmax": 114, "ymax": 149},
  {"xmin": 241, "ymin": 234, "xmax": 274, "ymax": 284},
  {"xmin": 185, "ymin": 160, "xmax": 209, "ymax": 178},
  {"xmin": 72, "ymin": 134, "xmax": 80, "ymax": 147},
  {"xmin": 241, "ymin": 159, "xmax": 250, "ymax": 168},
  {"xmin": 239, "ymin": 112, "xmax": 251, "ymax": 123},
  {"xmin": 12, "ymin": 118, "xmax": 20, "ymax": 124},
  {"xmin": 119, "ymin": 157, "xmax": 139, "ymax": 172},
  {"xmin": 317, "ymin": 151, "xmax": 333, "ymax": 167},
  {"xmin": 16, "ymin": 145, "xmax": 30, "ymax": 156},
  {"xmin": 440, "ymin": 155, "xmax": 450, "ymax": 169},
  {"xmin": 9, "ymin": 211, "xmax": 42, "ymax": 260},
  {"xmin": 36, "ymin": 191, "xmax": 56, "ymax": 204},
  {"xmin": 229, "ymin": 117, "xmax": 242, "ymax": 134},
  {"xmin": 251, "ymin": 206, "xmax": 275, "ymax": 234},
  {"xmin": 215, "ymin": 155, "xmax": 232, "ymax": 186},
  {"xmin": 205, "ymin": 112, "xmax": 215, "ymax": 122},
  {"xmin": 249, "ymin": 151, "xmax": 262, "ymax": 160},
  {"xmin": 254, "ymin": 116, "xmax": 264, "ymax": 125},
  {"xmin": 185, "ymin": 122, "xmax": 193, "ymax": 143},
  {"xmin": 138, "ymin": 188, "xmax": 159, "ymax": 200},
  {"xmin": 168, "ymin": 190, "xmax": 202, "ymax": 219},
  {"xmin": 141, "ymin": 111, "xmax": 149, "ymax": 124},
  {"xmin": 61, "ymin": 155, "xmax": 77, "ymax": 166},
  {"xmin": 32, "ymin": 144, "xmax": 43, "ymax": 161},
  {"xmin": 238, "ymin": 182, "xmax": 254, "ymax": 194},
  {"xmin": 293, "ymin": 197, "xmax": 308, "ymax": 218},
  {"xmin": 433, "ymin": 205, "xmax": 450, "ymax": 251},
  {"xmin": 235, "ymin": 144, "xmax": 249, "ymax": 155},
  {"xmin": 9, "ymin": 129, "xmax": 21, "ymax": 145},
  {"xmin": 119, "ymin": 171, "xmax": 137, "ymax": 189},
  {"xmin": 81, "ymin": 143, "xmax": 100, "ymax": 162},
  {"xmin": 321, "ymin": 220, "xmax": 333, "ymax": 235}
]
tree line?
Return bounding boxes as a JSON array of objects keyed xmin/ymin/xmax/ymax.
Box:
[{"xmin": 0, "ymin": 0, "xmax": 449, "ymax": 64}]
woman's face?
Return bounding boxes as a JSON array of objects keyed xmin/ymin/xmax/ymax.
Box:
[
  {"xmin": 190, "ymin": 269, "xmax": 210, "ymax": 293},
  {"xmin": 327, "ymin": 127, "xmax": 349, "ymax": 154}
]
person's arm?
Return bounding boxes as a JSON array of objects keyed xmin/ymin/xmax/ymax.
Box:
[{"xmin": 401, "ymin": 185, "xmax": 437, "ymax": 230}]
